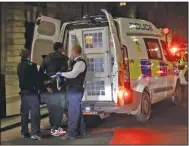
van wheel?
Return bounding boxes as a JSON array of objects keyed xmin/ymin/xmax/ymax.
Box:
[
  {"xmin": 136, "ymin": 91, "xmax": 151, "ymax": 122},
  {"xmin": 172, "ymin": 82, "xmax": 182, "ymax": 105}
]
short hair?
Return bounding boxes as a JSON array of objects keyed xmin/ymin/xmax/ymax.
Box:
[
  {"xmin": 53, "ymin": 42, "xmax": 63, "ymax": 51},
  {"xmin": 20, "ymin": 48, "xmax": 30, "ymax": 59},
  {"xmin": 73, "ymin": 45, "xmax": 82, "ymax": 55}
]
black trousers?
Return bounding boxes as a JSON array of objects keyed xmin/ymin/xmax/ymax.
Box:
[
  {"xmin": 40, "ymin": 91, "xmax": 67, "ymax": 129},
  {"xmin": 20, "ymin": 91, "xmax": 40, "ymax": 136}
]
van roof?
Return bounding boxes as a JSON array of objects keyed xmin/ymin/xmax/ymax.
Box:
[{"xmin": 64, "ymin": 17, "xmax": 161, "ymax": 37}]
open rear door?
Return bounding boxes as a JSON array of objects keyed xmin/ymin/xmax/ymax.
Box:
[
  {"xmin": 31, "ymin": 15, "xmax": 61, "ymax": 66},
  {"xmin": 101, "ymin": 9, "xmax": 124, "ymax": 104}
]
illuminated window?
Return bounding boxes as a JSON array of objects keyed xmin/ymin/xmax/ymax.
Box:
[
  {"xmin": 87, "ymin": 57, "xmax": 104, "ymax": 72},
  {"xmin": 144, "ymin": 38, "xmax": 162, "ymax": 60},
  {"xmin": 86, "ymin": 80, "xmax": 105, "ymax": 96},
  {"xmin": 84, "ymin": 32, "xmax": 103, "ymax": 49}
]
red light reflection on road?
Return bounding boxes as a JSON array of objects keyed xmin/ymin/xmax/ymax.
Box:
[{"xmin": 109, "ymin": 128, "xmax": 162, "ymax": 145}]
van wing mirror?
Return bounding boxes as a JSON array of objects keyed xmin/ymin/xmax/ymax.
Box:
[{"xmin": 41, "ymin": 55, "xmax": 47, "ymax": 59}]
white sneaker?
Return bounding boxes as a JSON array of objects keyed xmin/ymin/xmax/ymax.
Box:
[
  {"xmin": 58, "ymin": 127, "xmax": 66, "ymax": 136},
  {"xmin": 31, "ymin": 135, "xmax": 41, "ymax": 140},
  {"xmin": 50, "ymin": 129, "xmax": 60, "ymax": 136},
  {"xmin": 50, "ymin": 128, "xmax": 55, "ymax": 135}
]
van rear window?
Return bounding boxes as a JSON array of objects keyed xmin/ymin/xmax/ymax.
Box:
[
  {"xmin": 144, "ymin": 38, "xmax": 162, "ymax": 60},
  {"xmin": 83, "ymin": 32, "xmax": 103, "ymax": 49}
]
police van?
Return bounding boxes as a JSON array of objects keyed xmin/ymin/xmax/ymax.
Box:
[
  {"xmin": 31, "ymin": 9, "xmax": 181, "ymax": 122},
  {"xmin": 162, "ymin": 43, "xmax": 188, "ymax": 85},
  {"xmin": 169, "ymin": 49, "xmax": 188, "ymax": 85},
  {"xmin": 178, "ymin": 51, "xmax": 188, "ymax": 84}
]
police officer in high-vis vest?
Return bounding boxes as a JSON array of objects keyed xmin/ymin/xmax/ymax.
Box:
[
  {"xmin": 17, "ymin": 48, "xmax": 41, "ymax": 140},
  {"xmin": 56, "ymin": 45, "xmax": 87, "ymax": 140}
]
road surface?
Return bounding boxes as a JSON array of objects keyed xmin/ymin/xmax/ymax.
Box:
[{"xmin": 1, "ymin": 86, "xmax": 188, "ymax": 145}]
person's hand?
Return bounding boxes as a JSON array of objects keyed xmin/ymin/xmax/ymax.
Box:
[
  {"xmin": 56, "ymin": 72, "xmax": 62, "ymax": 77},
  {"xmin": 47, "ymin": 87, "xmax": 52, "ymax": 93}
]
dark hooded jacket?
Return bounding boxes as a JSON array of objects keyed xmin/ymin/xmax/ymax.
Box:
[
  {"xmin": 39, "ymin": 52, "xmax": 69, "ymax": 92},
  {"xmin": 39, "ymin": 52, "xmax": 69, "ymax": 77}
]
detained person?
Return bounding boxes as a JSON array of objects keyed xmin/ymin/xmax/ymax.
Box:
[{"xmin": 39, "ymin": 42, "xmax": 69, "ymax": 136}]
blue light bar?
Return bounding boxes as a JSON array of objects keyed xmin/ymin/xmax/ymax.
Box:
[
  {"xmin": 90, "ymin": 14, "xmax": 106, "ymax": 19},
  {"xmin": 94, "ymin": 14, "xmax": 106, "ymax": 18}
]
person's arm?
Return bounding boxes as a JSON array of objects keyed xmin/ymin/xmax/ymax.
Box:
[
  {"xmin": 32, "ymin": 63, "xmax": 41, "ymax": 91},
  {"xmin": 39, "ymin": 58, "xmax": 46, "ymax": 73},
  {"xmin": 60, "ymin": 61, "xmax": 85, "ymax": 79},
  {"xmin": 61, "ymin": 57, "xmax": 69, "ymax": 72}
]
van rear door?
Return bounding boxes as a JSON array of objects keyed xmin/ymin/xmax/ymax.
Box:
[
  {"xmin": 31, "ymin": 16, "xmax": 61, "ymax": 66},
  {"xmin": 82, "ymin": 27, "xmax": 113, "ymax": 101},
  {"xmin": 101, "ymin": 9, "xmax": 123, "ymax": 104}
]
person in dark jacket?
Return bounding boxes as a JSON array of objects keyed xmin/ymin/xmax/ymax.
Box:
[
  {"xmin": 17, "ymin": 48, "xmax": 41, "ymax": 140},
  {"xmin": 39, "ymin": 42, "xmax": 69, "ymax": 136}
]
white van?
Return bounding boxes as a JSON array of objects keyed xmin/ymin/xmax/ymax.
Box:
[{"xmin": 31, "ymin": 9, "xmax": 181, "ymax": 122}]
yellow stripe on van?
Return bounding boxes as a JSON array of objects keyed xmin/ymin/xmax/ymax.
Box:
[
  {"xmin": 151, "ymin": 60, "xmax": 160, "ymax": 77},
  {"xmin": 129, "ymin": 59, "xmax": 142, "ymax": 79}
]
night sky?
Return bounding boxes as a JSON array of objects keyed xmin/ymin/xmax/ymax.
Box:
[
  {"xmin": 105, "ymin": 2, "xmax": 188, "ymax": 40},
  {"xmin": 152, "ymin": 2, "xmax": 188, "ymax": 40}
]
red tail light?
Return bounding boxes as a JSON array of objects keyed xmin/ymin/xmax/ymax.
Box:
[
  {"xmin": 170, "ymin": 47, "xmax": 178, "ymax": 54},
  {"xmin": 123, "ymin": 89, "xmax": 133, "ymax": 104},
  {"xmin": 117, "ymin": 45, "xmax": 133, "ymax": 105},
  {"xmin": 124, "ymin": 80, "xmax": 130, "ymax": 89},
  {"xmin": 118, "ymin": 88, "xmax": 133, "ymax": 105}
]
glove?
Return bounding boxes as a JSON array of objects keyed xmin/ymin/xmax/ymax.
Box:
[{"xmin": 56, "ymin": 72, "xmax": 62, "ymax": 77}]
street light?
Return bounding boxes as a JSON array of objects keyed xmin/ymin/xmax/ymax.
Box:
[
  {"xmin": 120, "ymin": 2, "xmax": 126, "ymax": 6},
  {"xmin": 163, "ymin": 28, "xmax": 170, "ymax": 45},
  {"xmin": 163, "ymin": 28, "xmax": 170, "ymax": 34}
]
